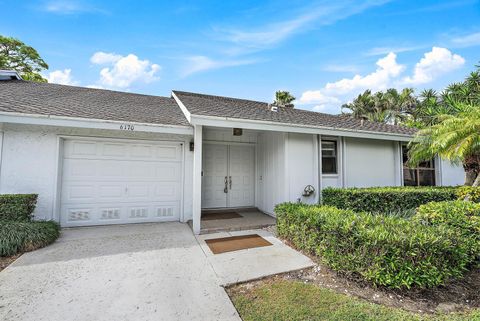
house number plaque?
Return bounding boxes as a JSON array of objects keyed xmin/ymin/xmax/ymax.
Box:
[{"xmin": 119, "ymin": 124, "xmax": 135, "ymax": 131}]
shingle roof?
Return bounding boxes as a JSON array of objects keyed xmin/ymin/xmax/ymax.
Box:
[
  {"xmin": 0, "ymin": 80, "xmax": 190, "ymax": 127},
  {"xmin": 172, "ymin": 90, "xmax": 417, "ymax": 136}
]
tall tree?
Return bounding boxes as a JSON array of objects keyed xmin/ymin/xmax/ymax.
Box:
[
  {"xmin": 0, "ymin": 35, "xmax": 48, "ymax": 82},
  {"xmin": 342, "ymin": 88, "xmax": 417, "ymax": 124},
  {"xmin": 273, "ymin": 91, "xmax": 295, "ymax": 108},
  {"xmin": 408, "ymin": 102, "xmax": 480, "ymax": 186}
]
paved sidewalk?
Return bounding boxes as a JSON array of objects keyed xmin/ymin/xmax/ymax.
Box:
[{"xmin": 0, "ymin": 223, "xmax": 313, "ymax": 321}]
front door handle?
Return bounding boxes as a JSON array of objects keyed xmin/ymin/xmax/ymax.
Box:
[
  {"xmin": 229, "ymin": 176, "xmax": 232, "ymax": 189},
  {"xmin": 224, "ymin": 176, "xmax": 228, "ymax": 193}
]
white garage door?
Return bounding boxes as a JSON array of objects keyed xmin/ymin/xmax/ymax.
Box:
[{"xmin": 60, "ymin": 138, "xmax": 184, "ymax": 227}]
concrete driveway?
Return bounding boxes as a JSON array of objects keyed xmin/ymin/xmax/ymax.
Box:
[{"xmin": 0, "ymin": 223, "xmax": 313, "ymax": 321}]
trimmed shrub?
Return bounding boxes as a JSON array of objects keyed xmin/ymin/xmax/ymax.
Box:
[
  {"xmin": 0, "ymin": 220, "xmax": 60, "ymax": 257},
  {"xmin": 322, "ymin": 187, "xmax": 457, "ymax": 214},
  {"xmin": 0, "ymin": 194, "xmax": 38, "ymax": 221},
  {"xmin": 276, "ymin": 203, "xmax": 474, "ymax": 289},
  {"xmin": 456, "ymin": 186, "xmax": 480, "ymax": 203},
  {"xmin": 414, "ymin": 201, "xmax": 480, "ymax": 261}
]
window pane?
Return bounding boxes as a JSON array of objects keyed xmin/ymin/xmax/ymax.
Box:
[
  {"xmin": 418, "ymin": 170, "xmax": 435, "ymax": 186},
  {"xmin": 322, "ymin": 158, "xmax": 337, "ymax": 174},
  {"xmin": 403, "ymin": 169, "xmax": 418, "ymax": 186},
  {"xmin": 322, "ymin": 140, "xmax": 337, "ymax": 174}
]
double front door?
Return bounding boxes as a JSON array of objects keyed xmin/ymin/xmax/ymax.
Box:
[{"xmin": 202, "ymin": 144, "xmax": 255, "ymax": 208}]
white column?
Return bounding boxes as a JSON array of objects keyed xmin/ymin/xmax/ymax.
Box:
[{"xmin": 192, "ymin": 125, "xmax": 203, "ymax": 234}]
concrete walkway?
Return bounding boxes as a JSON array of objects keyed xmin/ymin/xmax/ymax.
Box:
[{"xmin": 0, "ymin": 223, "xmax": 313, "ymax": 321}]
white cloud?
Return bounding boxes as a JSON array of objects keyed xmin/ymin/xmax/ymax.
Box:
[
  {"xmin": 47, "ymin": 69, "xmax": 77, "ymax": 85},
  {"xmin": 90, "ymin": 52, "xmax": 122, "ymax": 64},
  {"xmin": 216, "ymin": 0, "xmax": 391, "ymax": 54},
  {"xmin": 300, "ymin": 47, "xmax": 466, "ymax": 114},
  {"xmin": 90, "ymin": 52, "xmax": 161, "ymax": 88},
  {"xmin": 365, "ymin": 45, "xmax": 422, "ymax": 56},
  {"xmin": 43, "ymin": 0, "xmax": 105, "ymax": 15},
  {"xmin": 299, "ymin": 91, "xmax": 341, "ymax": 105},
  {"xmin": 323, "ymin": 52, "xmax": 405, "ymax": 95},
  {"xmin": 451, "ymin": 32, "xmax": 480, "ymax": 48},
  {"xmin": 403, "ymin": 47, "xmax": 465, "ymax": 85},
  {"xmin": 180, "ymin": 55, "xmax": 258, "ymax": 77}
]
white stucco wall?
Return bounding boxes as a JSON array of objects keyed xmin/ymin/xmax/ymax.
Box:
[
  {"xmin": 0, "ymin": 124, "xmax": 194, "ymax": 222},
  {"xmin": 286, "ymin": 133, "xmax": 319, "ymax": 204},
  {"xmin": 344, "ymin": 137, "xmax": 399, "ymax": 187}
]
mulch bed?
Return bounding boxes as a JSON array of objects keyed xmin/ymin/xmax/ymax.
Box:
[
  {"xmin": 0, "ymin": 254, "xmax": 21, "ymax": 272},
  {"xmin": 261, "ymin": 225, "xmax": 480, "ymax": 314}
]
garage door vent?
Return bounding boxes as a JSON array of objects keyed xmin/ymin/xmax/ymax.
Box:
[
  {"xmin": 130, "ymin": 208, "xmax": 148, "ymax": 218},
  {"xmin": 156, "ymin": 207, "xmax": 174, "ymax": 217},
  {"xmin": 68, "ymin": 210, "xmax": 91, "ymax": 221},
  {"xmin": 101, "ymin": 209, "xmax": 120, "ymax": 220}
]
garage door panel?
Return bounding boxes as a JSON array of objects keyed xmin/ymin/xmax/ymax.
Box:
[{"xmin": 61, "ymin": 139, "xmax": 183, "ymax": 227}]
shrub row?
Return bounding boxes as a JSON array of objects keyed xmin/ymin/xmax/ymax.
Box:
[
  {"xmin": 322, "ymin": 186, "xmax": 458, "ymax": 214},
  {"xmin": 276, "ymin": 202, "xmax": 475, "ymax": 289},
  {"xmin": 415, "ymin": 200, "xmax": 480, "ymax": 261},
  {"xmin": 0, "ymin": 194, "xmax": 38, "ymax": 221},
  {"xmin": 0, "ymin": 220, "xmax": 60, "ymax": 256}
]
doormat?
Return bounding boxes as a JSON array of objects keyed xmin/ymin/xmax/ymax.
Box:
[
  {"xmin": 205, "ymin": 234, "xmax": 272, "ymax": 254},
  {"xmin": 201, "ymin": 212, "xmax": 243, "ymax": 221}
]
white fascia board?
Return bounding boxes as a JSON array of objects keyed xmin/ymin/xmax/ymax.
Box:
[
  {"xmin": 0, "ymin": 112, "xmax": 194, "ymax": 135},
  {"xmin": 171, "ymin": 91, "xmax": 191, "ymax": 123},
  {"xmin": 189, "ymin": 115, "xmax": 413, "ymax": 142}
]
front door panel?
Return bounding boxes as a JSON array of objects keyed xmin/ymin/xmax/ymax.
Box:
[
  {"xmin": 202, "ymin": 144, "xmax": 228, "ymax": 208},
  {"xmin": 228, "ymin": 145, "xmax": 255, "ymax": 208}
]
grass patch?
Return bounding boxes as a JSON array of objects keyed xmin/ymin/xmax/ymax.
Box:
[
  {"xmin": 0, "ymin": 220, "xmax": 60, "ymax": 257},
  {"xmin": 229, "ymin": 280, "xmax": 480, "ymax": 321}
]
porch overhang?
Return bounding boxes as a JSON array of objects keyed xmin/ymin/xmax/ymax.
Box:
[{"xmin": 188, "ymin": 114, "xmax": 413, "ymax": 142}]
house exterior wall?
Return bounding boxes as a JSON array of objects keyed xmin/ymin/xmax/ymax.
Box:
[
  {"xmin": 285, "ymin": 133, "xmax": 319, "ymax": 204},
  {"xmin": 0, "ymin": 124, "xmax": 194, "ymax": 222},
  {"xmin": 256, "ymin": 131, "xmax": 286, "ymax": 215},
  {"xmin": 439, "ymin": 159, "xmax": 465, "ymax": 186},
  {"xmin": 344, "ymin": 137, "xmax": 399, "ymax": 187}
]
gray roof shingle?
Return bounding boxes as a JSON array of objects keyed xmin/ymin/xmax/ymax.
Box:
[
  {"xmin": 173, "ymin": 90, "xmax": 417, "ymax": 136},
  {"xmin": 0, "ymin": 80, "xmax": 190, "ymax": 127}
]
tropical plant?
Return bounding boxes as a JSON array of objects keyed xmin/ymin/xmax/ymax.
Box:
[
  {"xmin": 342, "ymin": 88, "xmax": 417, "ymax": 125},
  {"xmin": 0, "ymin": 35, "xmax": 48, "ymax": 82},
  {"xmin": 273, "ymin": 90, "xmax": 295, "ymax": 108},
  {"xmin": 408, "ymin": 103, "xmax": 480, "ymax": 186}
]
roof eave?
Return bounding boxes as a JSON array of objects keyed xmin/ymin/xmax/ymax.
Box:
[
  {"xmin": 0, "ymin": 112, "xmax": 194, "ymax": 135},
  {"xmin": 189, "ymin": 114, "xmax": 413, "ymax": 142}
]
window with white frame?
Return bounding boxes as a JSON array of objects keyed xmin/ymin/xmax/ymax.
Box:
[
  {"xmin": 402, "ymin": 145, "xmax": 436, "ymax": 186},
  {"xmin": 322, "ymin": 140, "xmax": 338, "ymax": 174}
]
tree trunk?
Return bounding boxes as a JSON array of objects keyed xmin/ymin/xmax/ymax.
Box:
[
  {"xmin": 472, "ymin": 173, "xmax": 480, "ymax": 187},
  {"xmin": 465, "ymin": 171, "xmax": 476, "ymax": 186}
]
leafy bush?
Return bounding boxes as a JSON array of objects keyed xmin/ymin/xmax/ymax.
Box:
[
  {"xmin": 322, "ymin": 187, "xmax": 457, "ymax": 214},
  {"xmin": 414, "ymin": 201, "xmax": 480, "ymax": 261},
  {"xmin": 276, "ymin": 203, "xmax": 474, "ymax": 289},
  {"xmin": 456, "ymin": 186, "xmax": 480, "ymax": 203},
  {"xmin": 0, "ymin": 220, "xmax": 60, "ymax": 256},
  {"xmin": 0, "ymin": 194, "xmax": 38, "ymax": 221}
]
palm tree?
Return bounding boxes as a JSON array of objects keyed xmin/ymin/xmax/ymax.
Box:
[
  {"xmin": 342, "ymin": 88, "xmax": 417, "ymax": 125},
  {"xmin": 273, "ymin": 91, "xmax": 295, "ymax": 108},
  {"xmin": 408, "ymin": 102, "xmax": 480, "ymax": 186}
]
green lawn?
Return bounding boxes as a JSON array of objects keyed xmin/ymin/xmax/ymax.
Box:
[{"xmin": 229, "ymin": 280, "xmax": 480, "ymax": 321}]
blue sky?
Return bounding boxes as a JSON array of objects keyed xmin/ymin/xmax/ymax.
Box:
[{"xmin": 2, "ymin": 0, "xmax": 480, "ymax": 113}]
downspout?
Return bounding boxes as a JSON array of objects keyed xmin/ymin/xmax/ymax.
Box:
[{"xmin": 317, "ymin": 134, "xmax": 323, "ymax": 204}]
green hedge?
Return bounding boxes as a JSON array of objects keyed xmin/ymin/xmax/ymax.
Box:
[
  {"xmin": 414, "ymin": 201, "xmax": 480, "ymax": 261},
  {"xmin": 0, "ymin": 194, "xmax": 38, "ymax": 221},
  {"xmin": 276, "ymin": 203, "xmax": 474, "ymax": 289},
  {"xmin": 456, "ymin": 186, "xmax": 480, "ymax": 203},
  {"xmin": 0, "ymin": 220, "xmax": 60, "ymax": 256},
  {"xmin": 322, "ymin": 187, "xmax": 457, "ymax": 214}
]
